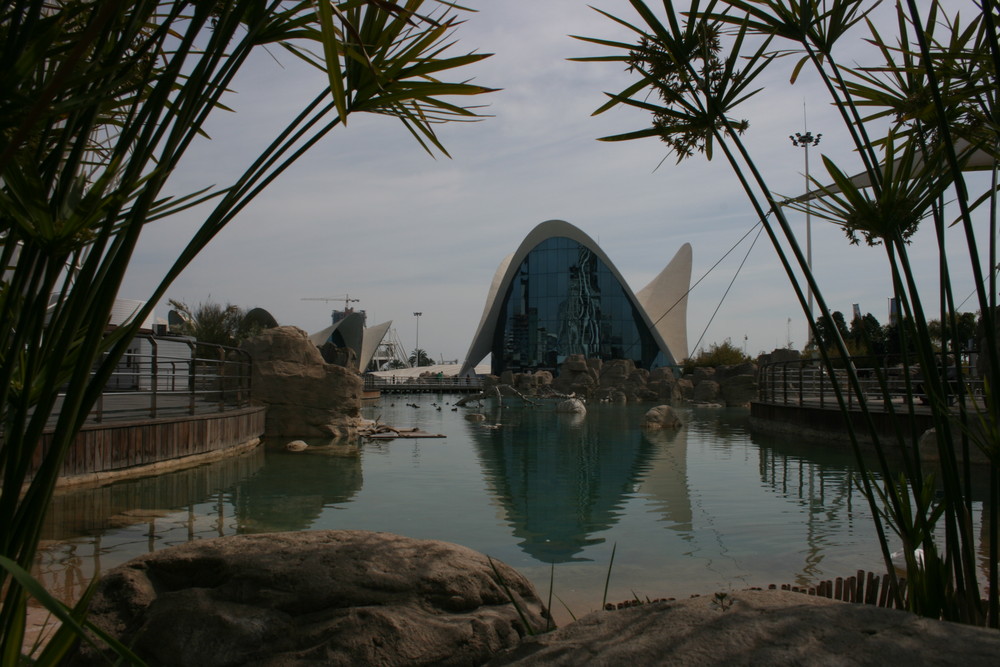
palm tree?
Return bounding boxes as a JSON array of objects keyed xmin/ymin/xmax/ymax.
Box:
[
  {"xmin": 0, "ymin": 1, "xmax": 493, "ymax": 660},
  {"xmin": 409, "ymin": 348, "xmax": 433, "ymax": 367},
  {"xmin": 579, "ymin": 0, "xmax": 998, "ymax": 626}
]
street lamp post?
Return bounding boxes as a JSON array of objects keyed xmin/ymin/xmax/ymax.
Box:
[
  {"xmin": 413, "ymin": 312, "xmax": 422, "ymax": 366},
  {"xmin": 790, "ymin": 126, "xmax": 821, "ymax": 348}
]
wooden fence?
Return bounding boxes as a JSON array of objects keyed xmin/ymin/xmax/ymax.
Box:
[{"xmin": 774, "ymin": 569, "xmax": 908, "ymax": 609}]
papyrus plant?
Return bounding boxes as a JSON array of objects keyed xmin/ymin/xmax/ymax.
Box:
[
  {"xmin": 0, "ymin": 1, "xmax": 492, "ymax": 661},
  {"xmin": 578, "ymin": 0, "xmax": 998, "ymax": 626}
]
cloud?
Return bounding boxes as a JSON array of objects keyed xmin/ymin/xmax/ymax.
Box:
[{"xmin": 122, "ymin": 0, "xmax": 992, "ymax": 364}]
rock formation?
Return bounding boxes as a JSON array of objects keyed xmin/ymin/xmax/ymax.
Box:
[
  {"xmin": 241, "ymin": 326, "xmax": 362, "ymax": 438},
  {"xmin": 555, "ymin": 398, "xmax": 587, "ymax": 415},
  {"xmin": 479, "ymin": 354, "xmax": 764, "ymax": 407},
  {"xmin": 642, "ymin": 405, "xmax": 682, "ymax": 429},
  {"xmin": 69, "ymin": 531, "xmax": 548, "ymax": 667},
  {"xmin": 487, "ymin": 589, "xmax": 1000, "ymax": 666}
]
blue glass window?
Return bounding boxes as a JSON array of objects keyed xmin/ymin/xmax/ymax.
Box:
[{"xmin": 492, "ymin": 237, "xmax": 666, "ymax": 374}]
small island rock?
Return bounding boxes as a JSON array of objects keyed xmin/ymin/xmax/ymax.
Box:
[{"xmin": 642, "ymin": 405, "xmax": 682, "ymax": 429}]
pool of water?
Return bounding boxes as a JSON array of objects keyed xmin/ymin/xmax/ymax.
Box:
[{"xmin": 36, "ymin": 399, "xmax": 910, "ymax": 623}]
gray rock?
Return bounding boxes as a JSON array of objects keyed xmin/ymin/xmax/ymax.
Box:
[
  {"xmin": 677, "ymin": 377, "xmax": 695, "ymax": 401},
  {"xmin": 693, "ymin": 379, "xmax": 721, "ymax": 403},
  {"xmin": 720, "ymin": 373, "xmax": 757, "ymax": 407},
  {"xmin": 556, "ymin": 398, "xmax": 587, "ymax": 414},
  {"xmin": 642, "ymin": 405, "xmax": 682, "ymax": 429},
  {"xmin": 70, "ymin": 531, "xmax": 547, "ymax": 667},
  {"xmin": 561, "ymin": 354, "xmax": 589, "ymax": 373},
  {"xmin": 488, "ymin": 589, "xmax": 1000, "ymax": 666},
  {"xmin": 241, "ymin": 326, "xmax": 362, "ymax": 439},
  {"xmin": 692, "ymin": 367, "xmax": 717, "ymax": 384}
]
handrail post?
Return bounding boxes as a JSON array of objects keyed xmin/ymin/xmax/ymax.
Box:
[
  {"xmin": 819, "ymin": 364, "xmax": 825, "ymax": 408},
  {"xmin": 798, "ymin": 363, "xmax": 804, "ymax": 405},
  {"xmin": 149, "ymin": 335, "xmax": 158, "ymax": 419},
  {"xmin": 217, "ymin": 344, "xmax": 226, "ymax": 412},
  {"xmin": 782, "ymin": 363, "xmax": 788, "ymax": 405},
  {"xmin": 187, "ymin": 339, "xmax": 197, "ymax": 415}
]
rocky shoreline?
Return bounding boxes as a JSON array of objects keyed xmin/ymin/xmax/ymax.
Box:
[
  {"xmin": 65, "ymin": 531, "xmax": 1000, "ymax": 666},
  {"xmin": 478, "ymin": 353, "xmax": 759, "ymax": 408}
]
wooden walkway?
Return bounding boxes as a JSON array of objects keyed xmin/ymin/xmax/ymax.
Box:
[
  {"xmin": 365, "ymin": 378, "xmax": 484, "ymax": 394},
  {"xmin": 38, "ymin": 393, "xmax": 265, "ymax": 486}
]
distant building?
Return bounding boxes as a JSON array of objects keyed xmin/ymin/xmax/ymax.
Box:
[
  {"xmin": 459, "ymin": 220, "xmax": 691, "ymax": 377},
  {"xmin": 309, "ymin": 308, "xmax": 394, "ymax": 372}
]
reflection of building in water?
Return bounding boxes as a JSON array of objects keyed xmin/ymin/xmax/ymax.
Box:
[
  {"xmin": 460, "ymin": 220, "xmax": 692, "ymax": 376},
  {"xmin": 470, "ymin": 409, "xmax": 656, "ymax": 563},
  {"xmin": 632, "ymin": 427, "xmax": 693, "ymax": 537}
]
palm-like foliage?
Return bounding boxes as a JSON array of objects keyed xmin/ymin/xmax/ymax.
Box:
[
  {"xmin": 579, "ymin": 0, "xmax": 999, "ymax": 626},
  {"xmin": 0, "ymin": 1, "xmax": 492, "ymax": 661}
]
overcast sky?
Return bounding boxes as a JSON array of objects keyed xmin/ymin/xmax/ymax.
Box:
[{"xmin": 121, "ymin": 0, "xmax": 992, "ymax": 365}]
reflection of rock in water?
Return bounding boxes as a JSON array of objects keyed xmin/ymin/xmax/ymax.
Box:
[
  {"xmin": 233, "ymin": 441, "xmax": 363, "ymax": 533},
  {"xmin": 470, "ymin": 406, "xmax": 655, "ymax": 563},
  {"xmin": 41, "ymin": 445, "xmax": 267, "ymax": 540}
]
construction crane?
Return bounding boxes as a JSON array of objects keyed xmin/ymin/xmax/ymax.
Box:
[{"xmin": 301, "ymin": 295, "xmax": 359, "ymax": 310}]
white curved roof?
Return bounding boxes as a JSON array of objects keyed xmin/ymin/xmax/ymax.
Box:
[{"xmin": 459, "ymin": 220, "xmax": 691, "ymax": 375}]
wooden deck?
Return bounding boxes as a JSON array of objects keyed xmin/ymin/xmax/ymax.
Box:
[{"xmin": 36, "ymin": 398, "xmax": 265, "ymax": 486}]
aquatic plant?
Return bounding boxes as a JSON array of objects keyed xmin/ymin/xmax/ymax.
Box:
[
  {"xmin": 578, "ymin": 0, "xmax": 998, "ymax": 626},
  {"xmin": 0, "ymin": 0, "xmax": 493, "ymax": 661}
]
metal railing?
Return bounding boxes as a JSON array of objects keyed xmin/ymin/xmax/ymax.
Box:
[
  {"xmin": 757, "ymin": 356, "xmax": 982, "ymax": 409},
  {"xmin": 67, "ymin": 335, "xmax": 253, "ymax": 425}
]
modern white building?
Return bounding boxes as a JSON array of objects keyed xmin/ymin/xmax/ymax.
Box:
[{"xmin": 459, "ymin": 220, "xmax": 692, "ymax": 377}]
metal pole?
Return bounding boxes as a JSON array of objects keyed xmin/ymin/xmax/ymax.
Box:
[
  {"xmin": 790, "ymin": 105, "xmax": 821, "ymax": 350},
  {"xmin": 413, "ymin": 312, "xmax": 422, "ymax": 367}
]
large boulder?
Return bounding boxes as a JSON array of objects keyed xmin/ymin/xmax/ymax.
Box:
[
  {"xmin": 556, "ymin": 398, "xmax": 587, "ymax": 415},
  {"xmin": 692, "ymin": 379, "xmax": 721, "ymax": 404},
  {"xmin": 720, "ymin": 373, "xmax": 757, "ymax": 407},
  {"xmin": 642, "ymin": 405, "xmax": 682, "ymax": 429},
  {"xmin": 70, "ymin": 531, "xmax": 547, "ymax": 667},
  {"xmin": 488, "ymin": 589, "xmax": 1000, "ymax": 666},
  {"xmin": 552, "ymin": 355, "xmax": 598, "ymax": 398},
  {"xmin": 241, "ymin": 326, "xmax": 362, "ymax": 438}
]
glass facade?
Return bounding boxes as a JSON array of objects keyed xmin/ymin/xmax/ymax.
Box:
[{"xmin": 491, "ymin": 237, "xmax": 668, "ymax": 375}]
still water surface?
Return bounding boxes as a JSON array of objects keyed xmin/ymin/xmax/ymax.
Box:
[{"xmin": 37, "ymin": 400, "xmax": 894, "ymax": 622}]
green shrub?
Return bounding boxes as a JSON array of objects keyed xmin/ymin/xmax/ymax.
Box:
[{"xmin": 683, "ymin": 340, "xmax": 751, "ymax": 374}]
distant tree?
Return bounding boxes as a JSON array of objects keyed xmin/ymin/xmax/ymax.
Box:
[
  {"xmin": 386, "ymin": 359, "xmax": 408, "ymax": 370},
  {"xmin": 882, "ymin": 318, "xmax": 920, "ymax": 361},
  {"xmin": 683, "ymin": 339, "xmax": 750, "ymax": 373},
  {"xmin": 812, "ymin": 311, "xmax": 850, "ymax": 352},
  {"xmin": 927, "ymin": 312, "xmax": 977, "ymax": 352},
  {"xmin": 849, "ymin": 313, "xmax": 886, "ymax": 357},
  {"xmin": 409, "ymin": 348, "xmax": 433, "ymax": 367},
  {"xmin": 168, "ymin": 298, "xmax": 268, "ymax": 347}
]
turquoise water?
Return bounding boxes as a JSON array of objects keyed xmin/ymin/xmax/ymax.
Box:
[{"xmin": 36, "ymin": 399, "xmax": 899, "ymax": 622}]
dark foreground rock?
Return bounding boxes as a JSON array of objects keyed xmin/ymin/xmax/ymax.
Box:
[
  {"xmin": 69, "ymin": 530, "xmax": 547, "ymax": 667},
  {"xmin": 487, "ymin": 589, "xmax": 1000, "ymax": 666}
]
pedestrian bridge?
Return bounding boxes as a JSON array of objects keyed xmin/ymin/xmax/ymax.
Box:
[{"xmin": 363, "ymin": 375, "xmax": 485, "ymax": 394}]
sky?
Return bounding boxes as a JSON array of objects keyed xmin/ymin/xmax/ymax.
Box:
[{"xmin": 121, "ymin": 0, "xmax": 994, "ymax": 366}]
